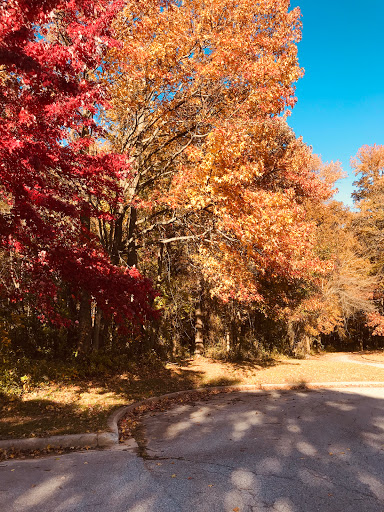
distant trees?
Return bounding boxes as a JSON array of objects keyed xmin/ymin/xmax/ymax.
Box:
[
  {"xmin": 288, "ymin": 200, "xmax": 378, "ymax": 354},
  {"xmin": 351, "ymin": 144, "xmax": 384, "ymax": 339},
  {"xmin": 297, "ymin": 144, "xmax": 384, "ymax": 353}
]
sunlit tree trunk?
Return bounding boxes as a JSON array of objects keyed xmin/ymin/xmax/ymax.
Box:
[{"xmin": 194, "ymin": 304, "xmax": 204, "ymax": 356}]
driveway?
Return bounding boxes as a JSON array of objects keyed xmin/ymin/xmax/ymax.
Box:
[{"xmin": 1, "ymin": 387, "xmax": 383, "ymax": 511}]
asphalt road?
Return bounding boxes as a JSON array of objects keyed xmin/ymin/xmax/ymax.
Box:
[
  {"xmin": 329, "ymin": 354, "xmax": 384, "ymax": 368},
  {"xmin": 1, "ymin": 387, "xmax": 383, "ymax": 512}
]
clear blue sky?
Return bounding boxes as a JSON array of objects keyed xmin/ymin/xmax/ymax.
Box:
[{"xmin": 288, "ymin": 0, "xmax": 384, "ymax": 206}]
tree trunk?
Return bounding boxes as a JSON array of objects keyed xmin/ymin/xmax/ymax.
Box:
[
  {"xmin": 77, "ymin": 210, "xmax": 92, "ymax": 354},
  {"xmin": 111, "ymin": 212, "xmax": 124, "ymax": 266},
  {"xmin": 92, "ymin": 306, "xmax": 102, "ymax": 353},
  {"xmin": 226, "ymin": 330, "xmax": 231, "ymax": 353},
  {"xmin": 78, "ymin": 291, "xmax": 92, "ymax": 354},
  {"xmin": 303, "ymin": 335, "xmax": 311, "ymax": 357},
  {"xmin": 171, "ymin": 331, "xmax": 180, "ymax": 359},
  {"xmin": 157, "ymin": 243, "xmax": 164, "ymax": 288},
  {"xmin": 126, "ymin": 206, "xmax": 138, "ymax": 267},
  {"xmin": 288, "ymin": 321, "xmax": 296, "ymax": 355},
  {"xmin": 100, "ymin": 316, "xmax": 111, "ymax": 351},
  {"xmin": 124, "ymin": 171, "xmax": 141, "ymax": 268},
  {"xmin": 230, "ymin": 311, "xmax": 238, "ymax": 353},
  {"xmin": 194, "ymin": 304, "xmax": 204, "ymax": 356}
]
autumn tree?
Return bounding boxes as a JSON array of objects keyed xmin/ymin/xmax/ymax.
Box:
[
  {"xmin": 98, "ymin": 0, "xmax": 348, "ymax": 355},
  {"xmin": 262, "ymin": 147, "xmax": 384, "ymax": 355},
  {"xmin": 169, "ymin": 120, "xmax": 338, "ymax": 302},
  {"xmin": 0, "ymin": 0, "xmax": 158, "ymax": 353},
  {"xmin": 351, "ymin": 144, "xmax": 384, "ymax": 340},
  {"xmin": 280, "ymin": 200, "xmax": 379, "ymax": 354},
  {"xmin": 101, "ymin": 0, "xmax": 303, "ymax": 268}
]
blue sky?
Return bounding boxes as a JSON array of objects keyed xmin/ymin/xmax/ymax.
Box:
[{"xmin": 288, "ymin": 0, "xmax": 384, "ymax": 206}]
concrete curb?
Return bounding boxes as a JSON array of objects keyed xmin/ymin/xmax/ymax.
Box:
[
  {"xmin": 0, "ymin": 431, "xmax": 118, "ymax": 453},
  {"xmin": 109, "ymin": 380, "xmax": 384, "ymax": 430},
  {"xmin": 1, "ymin": 381, "xmax": 383, "ymax": 453}
]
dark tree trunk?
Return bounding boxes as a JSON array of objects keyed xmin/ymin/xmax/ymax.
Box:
[
  {"xmin": 100, "ymin": 316, "xmax": 111, "ymax": 350},
  {"xmin": 126, "ymin": 206, "xmax": 138, "ymax": 267},
  {"xmin": 92, "ymin": 306, "xmax": 102, "ymax": 353},
  {"xmin": 111, "ymin": 212, "xmax": 124, "ymax": 266},
  {"xmin": 78, "ymin": 291, "xmax": 92, "ymax": 354},
  {"xmin": 78, "ymin": 212, "xmax": 92, "ymax": 354}
]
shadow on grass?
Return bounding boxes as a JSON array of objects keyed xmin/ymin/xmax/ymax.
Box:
[
  {"xmin": 228, "ymin": 357, "xmax": 300, "ymax": 373},
  {"xmin": 0, "ymin": 363, "xmax": 207, "ymax": 439},
  {"xmin": 0, "ymin": 395, "xmax": 109, "ymax": 439},
  {"xmin": 203, "ymin": 377, "xmax": 242, "ymax": 387},
  {"xmin": 177, "ymin": 356, "xmax": 286, "ymax": 368}
]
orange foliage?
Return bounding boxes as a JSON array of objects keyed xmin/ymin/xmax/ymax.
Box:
[
  {"xmin": 352, "ymin": 144, "xmax": 384, "ymax": 336},
  {"xmin": 366, "ymin": 312, "xmax": 384, "ymax": 336},
  {"xmin": 168, "ymin": 119, "xmax": 339, "ymax": 301},
  {"xmin": 110, "ymin": 0, "xmax": 303, "ymax": 122},
  {"xmin": 107, "ymin": 0, "xmax": 342, "ymax": 306},
  {"xmin": 352, "ymin": 144, "xmax": 384, "ymax": 201}
]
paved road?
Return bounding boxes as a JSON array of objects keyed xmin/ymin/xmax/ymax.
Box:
[
  {"xmin": 329, "ymin": 354, "xmax": 384, "ymax": 368},
  {"xmin": 1, "ymin": 387, "xmax": 383, "ymax": 512}
]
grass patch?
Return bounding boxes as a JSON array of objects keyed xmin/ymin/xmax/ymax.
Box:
[{"xmin": 1, "ymin": 352, "xmax": 383, "ymax": 440}]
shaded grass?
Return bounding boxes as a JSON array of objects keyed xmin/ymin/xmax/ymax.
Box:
[
  {"xmin": 0, "ymin": 365, "xmax": 202, "ymax": 439},
  {"xmin": 1, "ymin": 353, "xmax": 384, "ymax": 440}
]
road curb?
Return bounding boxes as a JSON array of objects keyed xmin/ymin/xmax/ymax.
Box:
[
  {"xmin": 0, "ymin": 431, "xmax": 118, "ymax": 453},
  {"xmin": 1, "ymin": 381, "xmax": 383, "ymax": 453},
  {"xmin": 110, "ymin": 380, "xmax": 384, "ymax": 430}
]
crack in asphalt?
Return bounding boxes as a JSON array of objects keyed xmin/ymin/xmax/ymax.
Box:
[
  {"xmin": 145, "ymin": 454, "xmax": 382, "ymax": 505},
  {"xmin": 147, "ymin": 455, "xmax": 299, "ymax": 481},
  {"xmin": 303, "ymin": 467, "xmax": 379, "ymax": 501}
]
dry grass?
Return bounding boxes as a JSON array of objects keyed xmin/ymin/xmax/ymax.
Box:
[
  {"xmin": 1, "ymin": 352, "xmax": 383, "ymax": 440},
  {"xmin": 181, "ymin": 355, "xmax": 384, "ymax": 387}
]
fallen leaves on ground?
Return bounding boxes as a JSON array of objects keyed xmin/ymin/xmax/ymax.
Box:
[{"xmin": 0, "ymin": 446, "xmax": 83, "ymax": 462}]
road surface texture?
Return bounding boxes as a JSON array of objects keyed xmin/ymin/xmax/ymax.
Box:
[
  {"xmin": 1, "ymin": 387, "xmax": 383, "ymax": 512},
  {"xmin": 328, "ymin": 354, "xmax": 384, "ymax": 369}
]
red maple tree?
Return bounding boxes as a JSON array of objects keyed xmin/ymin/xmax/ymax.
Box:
[{"xmin": 0, "ymin": 0, "xmax": 157, "ymax": 326}]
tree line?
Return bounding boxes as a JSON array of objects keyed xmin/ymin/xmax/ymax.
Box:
[{"xmin": 0, "ymin": 0, "xmax": 383, "ymax": 369}]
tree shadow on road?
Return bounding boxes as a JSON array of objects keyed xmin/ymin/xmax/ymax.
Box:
[
  {"xmin": 1, "ymin": 387, "xmax": 383, "ymax": 511},
  {"xmin": 137, "ymin": 387, "xmax": 384, "ymax": 512}
]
